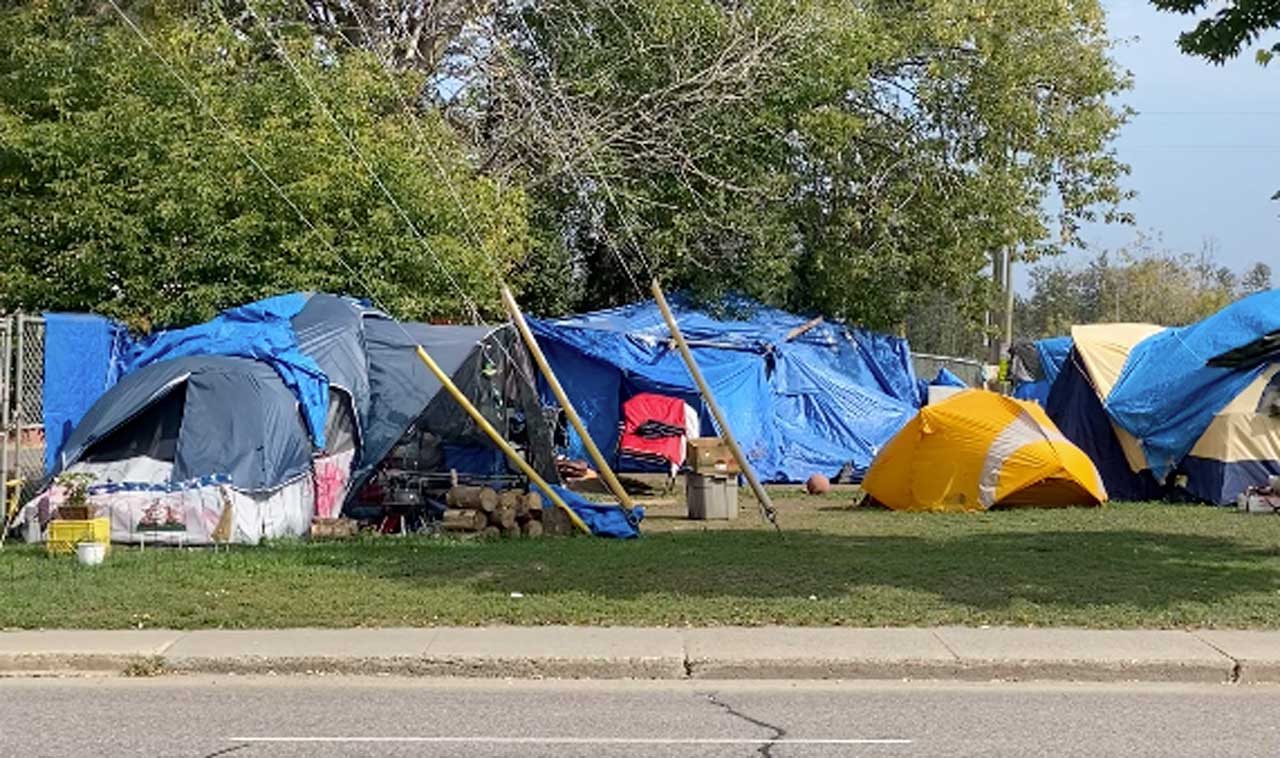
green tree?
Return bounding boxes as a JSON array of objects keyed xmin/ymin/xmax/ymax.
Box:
[
  {"xmin": 1015, "ymin": 235, "xmax": 1262, "ymax": 338},
  {"xmin": 1241, "ymin": 262, "xmax": 1274, "ymax": 293},
  {"xmin": 478, "ymin": 0, "xmax": 1131, "ymax": 328},
  {"xmin": 1150, "ymin": 0, "xmax": 1280, "ymax": 64},
  {"xmin": 0, "ymin": 0, "xmax": 527, "ymax": 329}
]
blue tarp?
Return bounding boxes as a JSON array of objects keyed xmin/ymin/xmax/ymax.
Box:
[
  {"xmin": 41, "ymin": 313, "xmax": 129, "ymax": 473},
  {"xmin": 529, "ymin": 296, "xmax": 919, "ymax": 482},
  {"xmin": 123, "ymin": 293, "xmax": 330, "ymax": 448},
  {"xmin": 931, "ymin": 367, "xmax": 968, "ymax": 387},
  {"xmin": 1037, "ymin": 336, "xmax": 1073, "ymax": 387},
  {"xmin": 537, "ymin": 484, "xmax": 643, "ymax": 539},
  {"xmin": 1106, "ymin": 290, "xmax": 1280, "ymax": 478}
]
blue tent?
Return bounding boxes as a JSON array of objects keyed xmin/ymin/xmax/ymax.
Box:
[
  {"xmin": 529, "ymin": 296, "xmax": 919, "ymax": 482},
  {"xmin": 1106, "ymin": 291, "xmax": 1280, "ymax": 480}
]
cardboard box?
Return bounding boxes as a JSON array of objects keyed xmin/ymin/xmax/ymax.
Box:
[{"xmin": 686, "ymin": 437, "xmax": 739, "ymax": 474}]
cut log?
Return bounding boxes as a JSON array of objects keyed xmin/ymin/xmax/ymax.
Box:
[
  {"xmin": 498, "ymin": 489, "xmax": 523, "ymax": 512},
  {"xmin": 490, "ymin": 506, "xmax": 517, "ymax": 530},
  {"xmin": 311, "ymin": 517, "xmax": 358, "ymax": 540},
  {"xmin": 481, "ymin": 525, "xmax": 501, "ymax": 540},
  {"xmin": 520, "ymin": 520, "xmax": 544, "ymax": 538},
  {"xmin": 442, "ymin": 508, "xmax": 486, "ymax": 531},
  {"xmin": 447, "ymin": 485, "xmax": 498, "ymax": 512},
  {"xmin": 541, "ymin": 505, "xmax": 573, "ymax": 537},
  {"xmin": 501, "ymin": 525, "xmax": 520, "ymax": 539},
  {"xmin": 524, "ymin": 492, "xmax": 543, "ymax": 515}
]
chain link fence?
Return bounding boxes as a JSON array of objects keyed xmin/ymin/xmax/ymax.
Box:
[
  {"xmin": 1, "ymin": 314, "xmax": 46, "ymax": 516},
  {"xmin": 911, "ymin": 351, "xmax": 989, "ymax": 389}
]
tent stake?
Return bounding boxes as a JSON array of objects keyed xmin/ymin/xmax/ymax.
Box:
[
  {"xmin": 650, "ymin": 280, "xmax": 780, "ymax": 529},
  {"xmin": 412, "ymin": 345, "xmax": 591, "ymax": 536},
  {"xmin": 501, "ymin": 286, "xmax": 638, "ymax": 517}
]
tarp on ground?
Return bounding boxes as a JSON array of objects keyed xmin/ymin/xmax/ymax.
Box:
[
  {"xmin": 41, "ymin": 313, "xmax": 130, "ymax": 473},
  {"xmin": 528, "ymin": 296, "xmax": 919, "ymax": 482},
  {"xmin": 1105, "ymin": 291, "xmax": 1280, "ymax": 479}
]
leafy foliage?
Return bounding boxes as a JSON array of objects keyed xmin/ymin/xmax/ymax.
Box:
[
  {"xmin": 1150, "ymin": 0, "xmax": 1280, "ymax": 64},
  {"xmin": 1, "ymin": 0, "xmax": 1132, "ymax": 331},
  {"xmin": 0, "ymin": 0, "xmax": 527, "ymax": 329},
  {"xmin": 478, "ymin": 0, "xmax": 1131, "ymax": 328},
  {"xmin": 1015, "ymin": 235, "xmax": 1269, "ymax": 338}
]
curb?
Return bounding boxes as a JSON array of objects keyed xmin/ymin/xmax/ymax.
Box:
[
  {"xmin": 1, "ymin": 627, "xmax": 1275, "ymax": 684},
  {"xmin": 0, "ymin": 654, "xmax": 1242, "ymax": 684}
]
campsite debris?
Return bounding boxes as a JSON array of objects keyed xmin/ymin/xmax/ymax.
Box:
[
  {"xmin": 439, "ymin": 489, "xmax": 557, "ymax": 537},
  {"xmin": 446, "ymin": 485, "xmax": 498, "ymax": 513},
  {"xmin": 556, "ymin": 458, "xmax": 592, "ymax": 480},
  {"xmin": 310, "ymin": 517, "xmax": 358, "ymax": 540},
  {"xmin": 1237, "ymin": 478, "xmax": 1280, "ymax": 514},
  {"xmin": 686, "ymin": 438, "xmax": 739, "ymax": 475},
  {"xmin": 805, "ymin": 474, "xmax": 831, "ymax": 495}
]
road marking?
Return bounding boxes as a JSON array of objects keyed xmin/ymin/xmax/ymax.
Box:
[{"xmin": 230, "ymin": 736, "xmax": 912, "ymax": 746}]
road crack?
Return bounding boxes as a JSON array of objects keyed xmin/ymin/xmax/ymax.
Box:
[
  {"xmin": 704, "ymin": 692, "xmax": 787, "ymax": 757},
  {"xmin": 200, "ymin": 743, "xmax": 250, "ymax": 758}
]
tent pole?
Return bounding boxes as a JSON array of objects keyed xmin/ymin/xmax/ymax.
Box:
[
  {"xmin": 412, "ymin": 345, "xmax": 591, "ymax": 536},
  {"xmin": 650, "ymin": 280, "xmax": 779, "ymax": 529},
  {"xmin": 500, "ymin": 286, "xmax": 638, "ymax": 516}
]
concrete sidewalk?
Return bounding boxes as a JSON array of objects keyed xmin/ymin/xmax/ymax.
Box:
[{"xmin": 2, "ymin": 626, "xmax": 1279, "ymax": 683}]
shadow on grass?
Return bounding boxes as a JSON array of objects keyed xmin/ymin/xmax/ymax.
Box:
[{"xmin": 296, "ymin": 528, "xmax": 1280, "ymax": 616}]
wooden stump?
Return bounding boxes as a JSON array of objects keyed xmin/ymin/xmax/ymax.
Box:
[
  {"xmin": 498, "ymin": 489, "xmax": 523, "ymax": 511},
  {"xmin": 442, "ymin": 508, "xmax": 486, "ymax": 531},
  {"xmin": 490, "ymin": 506, "xmax": 517, "ymax": 530},
  {"xmin": 541, "ymin": 505, "xmax": 574, "ymax": 537},
  {"xmin": 447, "ymin": 486, "xmax": 498, "ymax": 513},
  {"xmin": 520, "ymin": 520, "xmax": 544, "ymax": 538}
]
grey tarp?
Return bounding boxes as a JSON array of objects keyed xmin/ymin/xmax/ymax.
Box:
[{"xmin": 58, "ymin": 356, "xmax": 313, "ymax": 491}]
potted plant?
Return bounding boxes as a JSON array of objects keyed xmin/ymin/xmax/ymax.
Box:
[{"xmin": 54, "ymin": 472, "xmax": 96, "ymax": 521}]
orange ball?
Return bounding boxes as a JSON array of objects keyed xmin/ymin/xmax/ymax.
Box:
[{"xmin": 805, "ymin": 474, "xmax": 831, "ymax": 495}]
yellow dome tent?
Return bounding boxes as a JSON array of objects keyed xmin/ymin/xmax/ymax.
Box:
[{"xmin": 863, "ymin": 390, "xmax": 1107, "ymax": 512}]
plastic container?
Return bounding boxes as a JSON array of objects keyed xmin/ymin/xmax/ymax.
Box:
[
  {"xmin": 75, "ymin": 541, "xmax": 107, "ymax": 566},
  {"xmin": 47, "ymin": 518, "xmax": 111, "ymax": 555},
  {"xmin": 686, "ymin": 473, "xmax": 739, "ymax": 520}
]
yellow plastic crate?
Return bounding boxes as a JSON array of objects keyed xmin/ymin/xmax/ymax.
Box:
[{"xmin": 46, "ymin": 518, "xmax": 111, "ymax": 555}]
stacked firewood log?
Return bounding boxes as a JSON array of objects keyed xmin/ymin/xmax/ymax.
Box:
[{"xmin": 442, "ymin": 485, "xmax": 573, "ymax": 538}]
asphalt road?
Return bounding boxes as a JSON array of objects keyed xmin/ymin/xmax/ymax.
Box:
[{"xmin": 1, "ymin": 676, "xmax": 1277, "ymax": 757}]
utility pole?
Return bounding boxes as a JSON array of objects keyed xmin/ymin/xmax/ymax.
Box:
[{"xmin": 1003, "ymin": 246, "xmax": 1015, "ymax": 358}]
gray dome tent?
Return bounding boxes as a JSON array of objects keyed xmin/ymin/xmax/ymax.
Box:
[{"xmin": 27, "ymin": 292, "xmax": 557, "ymax": 545}]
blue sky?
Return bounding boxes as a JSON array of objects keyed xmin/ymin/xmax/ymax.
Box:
[{"xmin": 1023, "ymin": 2, "xmax": 1280, "ymax": 289}]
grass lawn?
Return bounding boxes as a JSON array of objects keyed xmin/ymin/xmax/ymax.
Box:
[{"xmin": 3, "ymin": 486, "xmax": 1280, "ymax": 630}]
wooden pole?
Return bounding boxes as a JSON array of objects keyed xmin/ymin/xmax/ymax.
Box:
[
  {"xmin": 784, "ymin": 316, "xmax": 824, "ymax": 342},
  {"xmin": 413, "ymin": 345, "xmax": 591, "ymax": 536},
  {"xmin": 649, "ymin": 280, "xmax": 779, "ymax": 529},
  {"xmin": 500, "ymin": 285, "xmax": 638, "ymax": 516}
]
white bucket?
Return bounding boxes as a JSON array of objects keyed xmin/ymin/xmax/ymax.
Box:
[{"xmin": 76, "ymin": 542, "xmax": 107, "ymax": 567}]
